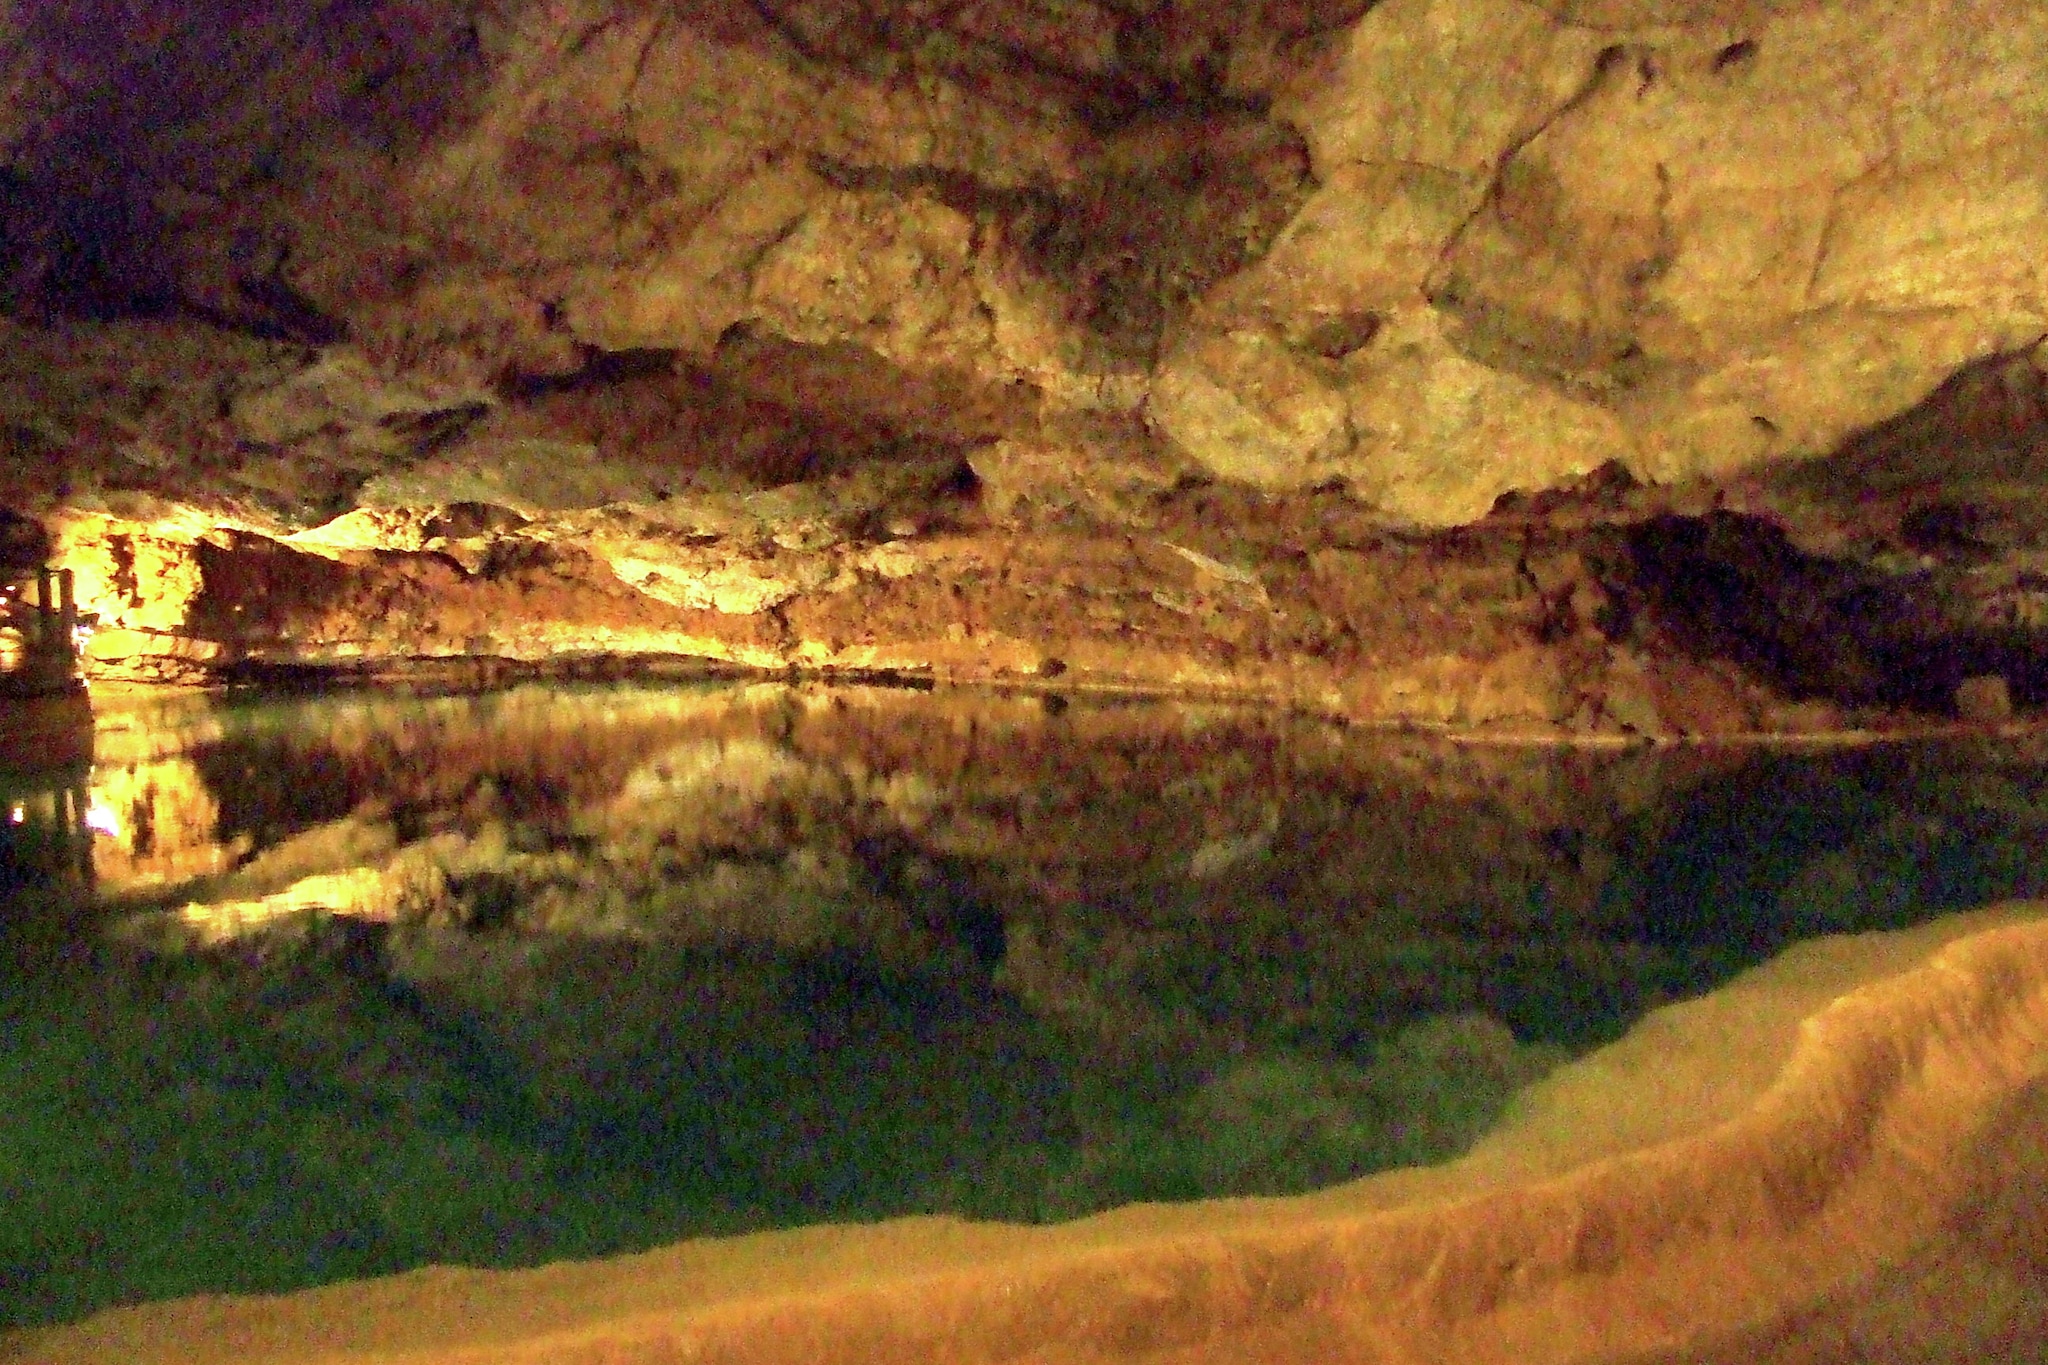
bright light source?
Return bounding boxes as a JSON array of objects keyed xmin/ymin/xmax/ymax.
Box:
[
  {"xmin": 84, "ymin": 800, "xmax": 121, "ymax": 838},
  {"xmin": 7, "ymin": 804, "xmax": 23, "ymax": 825}
]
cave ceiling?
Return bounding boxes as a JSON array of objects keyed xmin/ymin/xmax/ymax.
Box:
[{"xmin": 2, "ymin": 0, "xmax": 2046, "ymax": 731}]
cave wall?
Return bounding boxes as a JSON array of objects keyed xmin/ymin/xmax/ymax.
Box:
[{"xmin": 2, "ymin": 0, "xmax": 2047, "ymax": 725}]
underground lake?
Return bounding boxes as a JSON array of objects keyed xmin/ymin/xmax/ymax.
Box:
[{"xmin": 3, "ymin": 681, "xmax": 2047, "ymax": 1360}]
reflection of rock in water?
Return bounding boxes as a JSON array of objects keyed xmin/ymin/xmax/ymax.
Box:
[
  {"xmin": 22, "ymin": 681, "xmax": 2048, "ymax": 1330},
  {"xmin": 1613, "ymin": 740, "xmax": 2048, "ymax": 953},
  {"xmin": 0, "ymin": 693, "xmax": 96, "ymax": 903},
  {"xmin": 86, "ymin": 756, "xmax": 247, "ymax": 891},
  {"xmin": 0, "ymin": 780, "xmax": 93, "ymax": 896},
  {"xmin": 91, "ymin": 684, "xmax": 2048, "ymax": 1076}
]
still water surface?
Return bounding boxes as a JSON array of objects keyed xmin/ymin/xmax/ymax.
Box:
[{"xmin": 3, "ymin": 682, "xmax": 2045, "ymax": 1329}]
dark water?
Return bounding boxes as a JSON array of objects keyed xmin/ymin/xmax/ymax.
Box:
[{"xmin": 2, "ymin": 682, "xmax": 2045, "ymax": 1330}]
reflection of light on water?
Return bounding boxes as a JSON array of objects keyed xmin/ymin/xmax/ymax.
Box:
[
  {"xmin": 112, "ymin": 867, "xmax": 410, "ymax": 948},
  {"xmin": 86, "ymin": 758, "xmax": 238, "ymax": 890},
  {"xmin": 84, "ymin": 798, "xmax": 121, "ymax": 838}
]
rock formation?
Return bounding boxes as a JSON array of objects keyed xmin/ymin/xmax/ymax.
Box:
[
  {"xmin": 0, "ymin": 0, "xmax": 2042, "ymax": 731},
  {"xmin": 4, "ymin": 0, "xmax": 2048, "ymax": 1359}
]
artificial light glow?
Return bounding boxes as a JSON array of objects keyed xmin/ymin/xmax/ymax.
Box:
[
  {"xmin": 157, "ymin": 867, "xmax": 406, "ymax": 945},
  {"xmin": 7, "ymin": 804, "xmax": 23, "ymax": 824},
  {"xmin": 83, "ymin": 800, "xmax": 121, "ymax": 838}
]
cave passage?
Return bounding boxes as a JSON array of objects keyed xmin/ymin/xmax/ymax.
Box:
[{"xmin": 3, "ymin": 681, "xmax": 2046, "ymax": 1331}]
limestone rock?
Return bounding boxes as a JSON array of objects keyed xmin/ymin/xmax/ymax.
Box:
[
  {"xmin": 1162, "ymin": 0, "xmax": 2048, "ymax": 518},
  {"xmin": 3, "ymin": 0, "xmax": 2048, "ymax": 723},
  {"xmin": 1341, "ymin": 308, "xmax": 1638, "ymax": 523},
  {"xmin": 1147, "ymin": 328, "xmax": 1352, "ymax": 489}
]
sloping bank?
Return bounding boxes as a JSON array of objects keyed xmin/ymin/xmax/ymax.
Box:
[{"xmin": 10, "ymin": 905, "xmax": 2048, "ymax": 1365}]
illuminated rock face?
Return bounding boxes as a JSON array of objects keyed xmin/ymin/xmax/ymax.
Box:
[
  {"xmin": 5, "ymin": 0, "xmax": 2044, "ymax": 509},
  {"xmin": 0, "ymin": 0, "xmax": 2046, "ymax": 717},
  {"xmin": 1200, "ymin": 0, "xmax": 2048, "ymax": 519}
]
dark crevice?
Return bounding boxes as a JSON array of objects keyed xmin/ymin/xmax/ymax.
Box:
[
  {"xmin": 1592, "ymin": 510, "xmax": 2048, "ymax": 714},
  {"xmin": 931, "ymin": 455, "xmax": 984, "ymax": 502},
  {"xmin": 1711, "ymin": 38, "xmax": 1758, "ymax": 73},
  {"xmin": 502, "ymin": 346, "xmax": 681, "ymax": 400},
  {"xmin": 235, "ymin": 275, "xmax": 351, "ymax": 345},
  {"xmin": 807, "ymin": 154, "xmax": 1054, "ymax": 217},
  {"xmin": 497, "ymin": 331, "xmax": 986, "ymax": 492},
  {"xmin": 379, "ymin": 402, "xmax": 494, "ymax": 456},
  {"xmin": 1298, "ymin": 310, "xmax": 1382, "ymax": 360}
]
